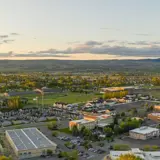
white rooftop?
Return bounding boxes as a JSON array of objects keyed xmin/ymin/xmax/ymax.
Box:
[
  {"xmin": 110, "ymin": 149, "xmax": 145, "ymax": 160},
  {"xmin": 150, "ymin": 113, "xmax": 160, "ymax": 116},
  {"xmin": 71, "ymin": 119, "xmax": 94, "ymax": 124},
  {"xmin": 143, "ymin": 152, "xmax": 160, "ymax": 160},
  {"xmin": 97, "ymin": 123, "xmax": 110, "ymax": 127},
  {"xmin": 130, "ymin": 126, "xmax": 159, "ymax": 135}
]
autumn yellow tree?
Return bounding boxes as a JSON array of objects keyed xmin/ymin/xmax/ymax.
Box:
[
  {"xmin": 117, "ymin": 154, "xmax": 143, "ymax": 160},
  {"xmin": 0, "ymin": 155, "xmax": 12, "ymax": 160}
]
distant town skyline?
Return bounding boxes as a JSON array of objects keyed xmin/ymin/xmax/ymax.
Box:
[{"xmin": 0, "ymin": 0, "xmax": 160, "ymax": 60}]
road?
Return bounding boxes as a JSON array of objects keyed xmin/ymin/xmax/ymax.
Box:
[{"xmin": 0, "ymin": 120, "xmax": 69, "ymax": 133}]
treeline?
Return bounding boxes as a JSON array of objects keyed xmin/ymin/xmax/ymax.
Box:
[
  {"xmin": 0, "ymin": 96, "xmax": 24, "ymax": 112},
  {"xmin": 103, "ymin": 90, "xmax": 128, "ymax": 99}
]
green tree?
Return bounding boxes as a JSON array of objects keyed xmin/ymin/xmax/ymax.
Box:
[
  {"xmin": 152, "ymin": 145, "xmax": 159, "ymax": 151},
  {"xmin": 48, "ymin": 121, "xmax": 57, "ymax": 130},
  {"xmin": 46, "ymin": 149, "xmax": 53, "ymax": 156},
  {"xmin": 52, "ymin": 131, "xmax": 58, "ymax": 137},
  {"xmin": 121, "ymin": 112, "xmax": 125, "ymax": 117},
  {"xmin": 113, "ymin": 144, "xmax": 130, "ymax": 151},
  {"xmin": 71, "ymin": 125, "xmax": 79, "ymax": 136},
  {"xmin": 143, "ymin": 145, "xmax": 150, "ymax": 151},
  {"xmin": 104, "ymin": 127, "xmax": 113, "ymax": 137}
]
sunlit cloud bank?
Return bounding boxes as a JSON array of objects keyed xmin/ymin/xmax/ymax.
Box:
[{"xmin": 0, "ymin": 40, "xmax": 160, "ymax": 60}]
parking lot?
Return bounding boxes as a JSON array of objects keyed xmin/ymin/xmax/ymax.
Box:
[
  {"xmin": 113, "ymin": 101, "xmax": 156, "ymax": 113},
  {"xmin": 37, "ymin": 126, "xmax": 108, "ymax": 160}
]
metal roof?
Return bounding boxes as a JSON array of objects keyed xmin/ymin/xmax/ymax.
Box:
[{"xmin": 6, "ymin": 128, "xmax": 57, "ymax": 151}]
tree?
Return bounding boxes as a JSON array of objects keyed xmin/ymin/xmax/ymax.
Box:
[
  {"xmin": 104, "ymin": 127, "xmax": 113, "ymax": 137},
  {"xmin": 121, "ymin": 112, "xmax": 125, "ymax": 117},
  {"xmin": 52, "ymin": 131, "xmax": 58, "ymax": 137},
  {"xmin": 113, "ymin": 125, "xmax": 120, "ymax": 135},
  {"xmin": 113, "ymin": 144, "xmax": 130, "ymax": 151},
  {"xmin": 117, "ymin": 154, "xmax": 143, "ymax": 160},
  {"xmin": 59, "ymin": 150, "xmax": 78, "ymax": 160},
  {"xmin": 143, "ymin": 145, "xmax": 150, "ymax": 151},
  {"xmin": 46, "ymin": 149, "xmax": 53, "ymax": 156},
  {"xmin": 66, "ymin": 150, "xmax": 78, "ymax": 160},
  {"xmin": 152, "ymin": 145, "xmax": 159, "ymax": 151},
  {"xmin": 7, "ymin": 96, "xmax": 23, "ymax": 110},
  {"xmin": 71, "ymin": 125, "xmax": 79, "ymax": 136},
  {"xmin": 48, "ymin": 121, "xmax": 58, "ymax": 130},
  {"xmin": 0, "ymin": 156, "xmax": 12, "ymax": 160}
]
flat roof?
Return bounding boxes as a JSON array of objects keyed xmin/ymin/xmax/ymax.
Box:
[
  {"xmin": 149, "ymin": 113, "xmax": 160, "ymax": 117},
  {"xmin": 145, "ymin": 152, "xmax": 160, "ymax": 160},
  {"xmin": 6, "ymin": 128, "xmax": 57, "ymax": 151},
  {"xmin": 110, "ymin": 150, "xmax": 145, "ymax": 159},
  {"xmin": 130, "ymin": 126, "xmax": 159, "ymax": 135},
  {"xmin": 71, "ymin": 119, "xmax": 94, "ymax": 124}
]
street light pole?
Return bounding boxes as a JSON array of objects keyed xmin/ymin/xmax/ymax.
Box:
[{"xmin": 42, "ymin": 94, "xmax": 44, "ymax": 107}]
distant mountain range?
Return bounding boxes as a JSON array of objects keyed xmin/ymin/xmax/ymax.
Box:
[{"xmin": 1, "ymin": 59, "xmax": 160, "ymax": 73}]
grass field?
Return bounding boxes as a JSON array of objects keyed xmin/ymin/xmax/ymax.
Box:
[
  {"xmin": 148, "ymin": 90, "xmax": 160, "ymax": 99},
  {"xmin": 21, "ymin": 92, "xmax": 101, "ymax": 106}
]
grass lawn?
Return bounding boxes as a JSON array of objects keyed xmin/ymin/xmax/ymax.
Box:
[
  {"xmin": 58, "ymin": 128, "xmax": 72, "ymax": 134},
  {"xmin": 21, "ymin": 92, "xmax": 101, "ymax": 106},
  {"xmin": 148, "ymin": 90, "xmax": 160, "ymax": 99}
]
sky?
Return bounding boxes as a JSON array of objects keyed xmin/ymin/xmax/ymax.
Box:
[{"xmin": 0, "ymin": 0, "xmax": 160, "ymax": 60}]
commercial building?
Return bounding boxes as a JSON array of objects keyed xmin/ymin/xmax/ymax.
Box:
[
  {"xmin": 69, "ymin": 119, "xmax": 96, "ymax": 130},
  {"xmin": 108, "ymin": 148, "xmax": 145, "ymax": 160},
  {"xmin": 101, "ymin": 87, "xmax": 124, "ymax": 93},
  {"xmin": 69, "ymin": 114, "xmax": 113, "ymax": 130},
  {"xmin": 129, "ymin": 126, "xmax": 159, "ymax": 140},
  {"xmin": 6, "ymin": 128, "xmax": 57, "ymax": 159},
  {"xmin": 154, "ymin": 105, "xmax": 160, "ymax": 111},
  {"xmin": 103, "ymin": 148, "xmax": 160, "ymax": 160},
  {"xmin": 101, "ymin": 86, "xmax": 135, "ymax": 93},
  {"xmin": 148, "ymin": 113, "xmax": 160, "ymax": 122}
]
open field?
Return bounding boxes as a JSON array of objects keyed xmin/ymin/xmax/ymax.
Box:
[
  {"xmin": 133, "ymin": 89, "xmax": 160, "ymax": 99},
  {"xmin": 20, "ymin": 92, "xmax": 101, "ymax": 106}
]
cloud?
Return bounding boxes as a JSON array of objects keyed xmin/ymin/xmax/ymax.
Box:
[
  {"xmin": 0, "ymin": 40, "xmax": 160, "ymax": 58},
  {"xmin": 10, "ymin": 33, "xmax": 20, "ymax": 36},
  {"xmin": 85, "ymin": 41, "xmax": 103, "ymax": 46},
  {"xmin": 28, "ymin": 42, "xmax": 160, "ymax": 57},
  {"xmin": 15, "ymin": 53, "xmax": 70, "ymax": 57},
  {"xmin": 135, "ymin": 33, "xmax": 151, "ymax": 36},
  {"xmin": 101, "ymin": 28, "xmax": 120, "ymax": 31},
  {"xmin": 2, "ymin": 39, "xmax": 15, "ymax": 44},
  {"xmin": 67, "ymin": 41, "xmax": 80, "ymax": 45},
  {"xmin": 0, "ymin": 35, "xmax": 8, "ymax": 39},
  {"xmin": 0, "ymin": 51, "xmax": 13, "ymax": 57}
]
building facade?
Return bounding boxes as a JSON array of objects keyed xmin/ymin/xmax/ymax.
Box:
[
  {"xmin": 148, "ymin": 113, "xmax": 160, "ymax": 122},
  {"xmin": 6, "ymin": 128, "xmax": 57, "ymax": 159},
  {"xmin": 69, "ymin": 114, "xmax": 113, "ymax": 130},
  {"xmin": 129, "ymin": 126, "xmax": 159, "ymax": 140},
  {"xmin": 69, "ymin": 119, "xmax": 96, "ymax": 130}
]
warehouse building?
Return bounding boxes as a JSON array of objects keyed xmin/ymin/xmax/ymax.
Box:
[
  {"xmin": 6, "ymin": 128, "xmax": 57, "ymax": 159},
  {"xmin": 129, "ymin": 126, "xmax": 159, "ymax": 140}
]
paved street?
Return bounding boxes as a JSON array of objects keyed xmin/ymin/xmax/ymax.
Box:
[{"xmin": 0, "ymin": 119, "xmax": 69, "ymax": 133}]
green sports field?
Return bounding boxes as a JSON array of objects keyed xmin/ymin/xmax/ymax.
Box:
[{"xmin": 21, "ymin": 92, "xmax": 101, "ymax": 107}]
